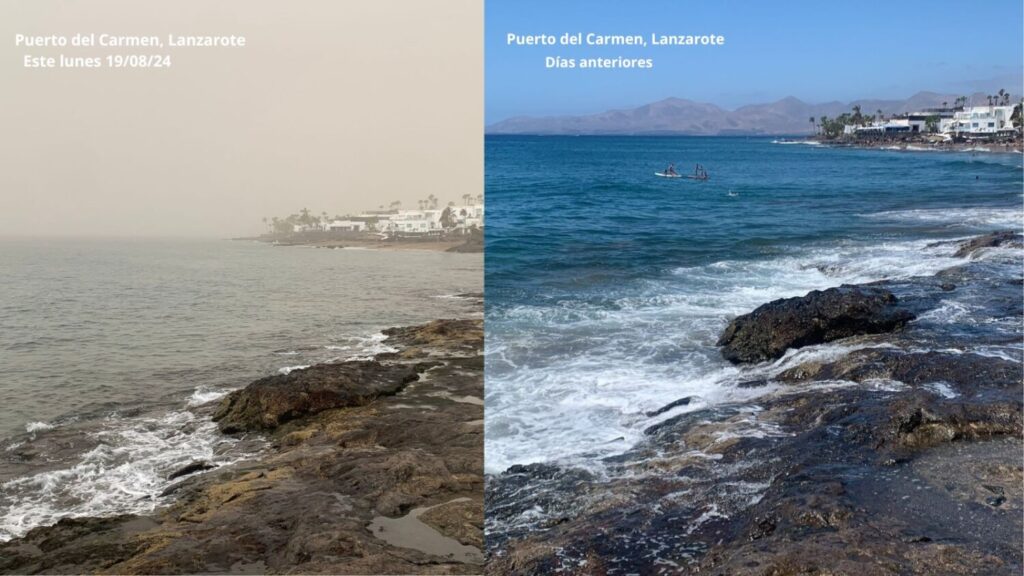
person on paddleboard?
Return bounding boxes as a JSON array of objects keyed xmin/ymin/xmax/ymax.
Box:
[{"xmin": 665, "ymin": 163, "xmax": 677, "ymax": 176}]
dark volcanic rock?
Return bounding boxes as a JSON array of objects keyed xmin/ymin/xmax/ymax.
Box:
[
  {"xmin": 778, "ymin": 348, "xmax": 1022, "ymax": 393},
  {"xmin": 212, "ymin": 360, "xmax": 425, "ymax": 433},
  {"xmin": 644, "ymin": 396, "xmax": 692, "ymax": 417},
  {"xmin": 881, "ymin": 391, "xmax": 1022, "ymax": 453},
  {"xmin": 954, "ymin": 230, "xmax": 1023, "ymax": 258},
  {"xmin": 166, "ymin": 460, "xmax": 215, "ymax": 480},
  {"xmin": 0, "ymin": 515, "xmax": 159, "ymax": 574},
  {"xmin": 717, "ymin": 285, "xmax": 915, "ymax": 363}
]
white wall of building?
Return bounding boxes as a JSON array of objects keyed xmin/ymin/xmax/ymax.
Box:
[
  {"xmin": 327, "ymin": 220, "xmax": 365, "ymax": 232},
  {"xmin": 941, "ymin": 106, "xmax": 1016, "ymax": 135}
]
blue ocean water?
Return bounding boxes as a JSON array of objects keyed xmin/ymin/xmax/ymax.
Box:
[{"xmin": 484, "ymin": 135, "xmax": 1022, "ymax": 473}]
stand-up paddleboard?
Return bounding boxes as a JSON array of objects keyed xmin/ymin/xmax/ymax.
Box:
[{"xmin": 655, "ymin": 172, "xmax": 683, "ymax": 178}]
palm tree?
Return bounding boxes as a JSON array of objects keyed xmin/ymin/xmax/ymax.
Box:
[
  {"xmin": 876, "ymin": 109, "xmax": 883, "ymax": 122},
  {"xmin": 809, "ymin": 116, "xmax": 815, "ymax": 134},
  {"xmin": 942, "ymin": 101, "xmax": 948, "ymax": 110},
  {"xmin": 851, "ymin": 105, "xmax": 863, "ymax": 125},
  {"xmin": 261, "ymin": 217, "xmax": 268, "ymax": 232}
]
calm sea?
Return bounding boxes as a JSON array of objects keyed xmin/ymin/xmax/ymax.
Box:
[
  {"xmin": 0, "ymin": 239, "xmax": 481, "ymax": 540},
  {"xmin": 484, "ymin": 135, "xmax": 1023, "ymax": 473}
]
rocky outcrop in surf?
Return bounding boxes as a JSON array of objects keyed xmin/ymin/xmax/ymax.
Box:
[
  {"xmin": 0, "ymin": 318, "xmax": 484, "ymax": 575},
  {"xmin": 952, "ymin": 230, "xmax": 1023, "ymax": 258},
  {"xmin": 485, "ymin": 232, "xmax": 1022, "ymax": 575},
  {"xmin": 716, "ymin": 285, "xmax": 914, "ymax": 363},
  {"xmin": 212, "ymin": 361, "xmax": 427, "ymax": 433}
]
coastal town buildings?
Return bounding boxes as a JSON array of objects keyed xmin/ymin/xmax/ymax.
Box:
[
  {"xmin": 272, "ymin": 200, "xmax": 483, "ymax": 239},
  {"xmin": 376, "ymin": 205, "xmax": 484, "ymax": 235},
  {"xmin": 843, "ymin": 105, "xmax": 1016, "ymax": 138}
]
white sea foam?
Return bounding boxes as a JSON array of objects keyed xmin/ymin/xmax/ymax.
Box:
[
  {"xmin": 915, "ymin": 300, "xmax": 974, "ymax": 325},
  {"xmin": 485, "ymin": 236, "xmax": 976, "ymax": 474},
  {"xmin": 924, "ymin": 381, "xmax": 959, "ymax": 399},
  {"xmin": 771, "ymin": 140, "xmax": 821, "ymax": 146},
  {"xmin": 861, "ymin": 207, "xmax": 1023, "ymax": 229},
  {"xmin": 324, "ymin": 332, "xmax": 397, "ymax": 360},
  {"xmin": 0, "ymin": 404, "xmax": 254, "ymax": 542},
  {"xmin": 24, "ymin": 421, "xmax": 54, "ymax": 433},
  {"xmin": 277, "ymin": 364, "xmax": 310, "ymax": 375},
  {"xmin": 186, "ymin": 387, "xmax": 231, "ymax": 407}
]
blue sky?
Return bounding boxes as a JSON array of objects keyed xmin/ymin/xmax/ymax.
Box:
[{"xmin": 486, "ymin": 0, "xmax": 1024, "ymax": 123}]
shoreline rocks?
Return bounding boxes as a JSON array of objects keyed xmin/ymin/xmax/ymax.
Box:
[
  {"xmin": 0, "ymin": 318, "xmax": 484, "ymax": 575},
  {"xmin": 717, "ymin": 285, "xmax": 914, "ymax": 363},
  {"xmin": 212, "ymin": 360, "xmax": 428, "ymax": 433},
  {"xmin": 953, "ymin": 230, "xmax": 1023, "ymax": 258},
  {"xmin": 486, "ymin": 231, "xmax": 1022, "ymax": 575}
]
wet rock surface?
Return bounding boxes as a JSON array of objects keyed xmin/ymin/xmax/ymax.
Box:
[
  {"xmin": 486, "ymin": 233, "xmax": 1022, "ymax": 575},
  {"xmin": 212, "ymin": 361, "xmax": 426, "ymax": 433},
  {"xmin": 0, "ymin": 319, "xmax": 484, "ymax": 575},
  {"xmin": 717, "ymin": 285, "xmax": 915, "ymax": 363},
  {"xmin": 952, "ymin": 230, "xmax": 1023, "ymax": 258}
]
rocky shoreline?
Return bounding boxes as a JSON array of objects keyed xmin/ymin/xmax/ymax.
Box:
[
  {"xmin": 486, "ymin": 231, "xmax": 1023, "ymax": 575},
  {"xmin": 234, "ymin": 231, "xmax": 484, "ymax": 254},
  {"xmin": 0, "ymin": 319, "xmax": 484, "ymax": 575},
  {"xmin": 803, "ymin": 137, "xmax": 1022, "ymax": 154}
]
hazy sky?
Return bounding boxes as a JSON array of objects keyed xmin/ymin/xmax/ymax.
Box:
[
  {"xmin": 0, "ymin": 0, "xmax": 482, "ymax": 237},
  {"xmin": 486, "ymin": 0, "xmax": 1024, "ymax": 123}
]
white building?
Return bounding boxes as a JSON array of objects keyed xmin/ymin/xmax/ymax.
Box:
[
  {"xmin": 381, "ymin": 209, "xmax": 444, "ymax": 235},
  {"xmin": 940, "ymin": 106, "xmax": 1016, "ymax": 135},
  {"xmin": 451, "ymin": 204, "xmax": 484, "ymax": 229},
  {"xmin": 327, "ymin": 220, "xmax": 366, "ymax": 232},
  {"xmin": 844, "ymin": 119, "xmax": 911, "ymax": 135},
  {"xmin": 351, "ymin": 203, "xmax": 484, "ymax": 236}
]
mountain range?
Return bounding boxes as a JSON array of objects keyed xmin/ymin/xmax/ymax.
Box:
[{"xmin": 486, "ymin": 91, "xmax": 1019, "ymax": 136}]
